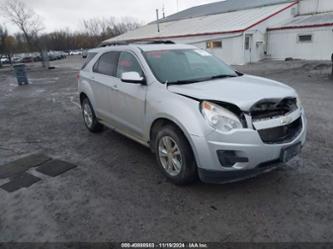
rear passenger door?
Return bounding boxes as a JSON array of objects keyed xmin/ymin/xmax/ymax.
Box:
[
  {"xmin": 91, "ymin": 51, "xmax": 120, "ymax": 124},
  {"xmin": 110, "ymin": 51, "xmax": 147, "ymax": 140}
]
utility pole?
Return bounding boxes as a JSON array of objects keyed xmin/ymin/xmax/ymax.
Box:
[
  {"xmin": 315, "ymin": 0, "xmax": 320, "ymax": 14},
  {"xmin": 331, "ymin": 53, "xmax": 333, "ymax": 80},
  {"xmin": 162, "ymin": 4, "xmax": 166, "ymax": 19},
  {"xmin": 156, "ymin": 9, "xmax": 160, "ymax": 33}
]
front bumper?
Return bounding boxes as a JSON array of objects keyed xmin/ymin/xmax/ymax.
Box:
[
  {"xmin": 198, "ymin": 160, "xmax": 283, "ymax": 184},
  {"xmin": 191, "ymin": 114, "xmax": 307, "ymax": 184}
]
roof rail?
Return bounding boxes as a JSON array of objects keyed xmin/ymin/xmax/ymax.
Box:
[
  {"xmin": 99, "ymin": 40, "xmax": 175, "ymax": 47},
  {"xmin": 144, "ymin": 40, "xmax": 175, "ymax": 44},
  {"xmin": 98, "ymin": 41, "xmax": 129, "ymax": 47}
]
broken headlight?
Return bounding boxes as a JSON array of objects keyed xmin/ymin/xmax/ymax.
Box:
[{"xmin": 201, "ymin": 101, "xmax": 242, "ymax": 132}]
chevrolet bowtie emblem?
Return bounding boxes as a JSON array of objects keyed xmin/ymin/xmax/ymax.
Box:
[{"xmin": 281, "ymin": 116, "xmax": 292, "ymax": 125}]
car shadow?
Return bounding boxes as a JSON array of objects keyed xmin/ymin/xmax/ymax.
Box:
[{"xmin": 99, "ymin": 128, "xmax": 298, "ymax": 195}]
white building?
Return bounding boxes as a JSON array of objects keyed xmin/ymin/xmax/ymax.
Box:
[
  {"xmin": 103, "ymin": 0, "xmax": 333, "ymax": 65},
  {"xmin": 268, "ymin": 0, "xmax": 333, "ymax": 60}
]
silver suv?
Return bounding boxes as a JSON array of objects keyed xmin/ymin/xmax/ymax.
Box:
[{"xmin": 78, "ymin": 42, "xmax": 307, "ymax": 185}]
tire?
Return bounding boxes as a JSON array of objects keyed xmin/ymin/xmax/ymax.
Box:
[
  {"xmin": 154, "ymin": 125, "xmax": 197, "ymax": 185},
  {"xmin": 81, "ymin": 97, "xmax": 103, "ymax": 133}
]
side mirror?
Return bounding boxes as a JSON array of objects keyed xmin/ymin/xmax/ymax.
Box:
[{"xmin": 121, "ymin": 72, "xmax": 146, "ymax": 84}]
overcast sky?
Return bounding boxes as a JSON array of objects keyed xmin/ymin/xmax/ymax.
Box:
[{"xmin": 0, "ymin": 0, "xmax": 219, "ymax": 34}]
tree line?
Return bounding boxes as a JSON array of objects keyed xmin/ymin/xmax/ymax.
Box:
[{"xmin": 0, "ymin": 0, "xmax": 141, "ymax": 65}]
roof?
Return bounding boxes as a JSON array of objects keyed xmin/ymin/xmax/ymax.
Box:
[
  {"xmin": 159, "ymin": 0, "xmax": 294, "ymax": 23},
  {"xmin": 268, "ymin": 12, "xmax": 333, "ymax": 31},
  {"xmin": 104, "ymin": 2, "xmax": 297, "ymax": 43}
]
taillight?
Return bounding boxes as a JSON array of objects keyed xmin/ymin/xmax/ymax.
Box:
[{"xmin": 77, "ymin": 73, "xmax": 80, "ymax": 80}]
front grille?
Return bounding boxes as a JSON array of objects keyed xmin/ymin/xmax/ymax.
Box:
[
  {"xmin": 251, "ymin": 98, "xmax": 297, "ymax": 122},
  {"xmin": 258, "ymin": 117, "xmax": 302, "ymax": 144}
]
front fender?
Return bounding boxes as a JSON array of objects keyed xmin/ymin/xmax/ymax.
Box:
[{"xmin": 145, "ymin": 90, "xmax": 212, "ymax": 144}]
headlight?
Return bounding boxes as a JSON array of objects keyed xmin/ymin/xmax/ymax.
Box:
[{"xmin": 201, "ymin": 101, "xmax": 242, "ymax": 132}]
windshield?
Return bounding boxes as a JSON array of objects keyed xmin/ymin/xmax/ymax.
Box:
[{"xmin": 143, "ymin": 49, "xmax": 238, "ymax": 84}]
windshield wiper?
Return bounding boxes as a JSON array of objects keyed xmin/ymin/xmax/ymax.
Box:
[
  {"xmin": 167, "ymin": 78, "xmax": 208, "ymax": 86},
  {"xmin": 210, "ymin": 74, "xmax": 238, "ymax": 80},
  {"xmin": 166, "ymin": 74, "xmax": 238, "ymax": 86}
]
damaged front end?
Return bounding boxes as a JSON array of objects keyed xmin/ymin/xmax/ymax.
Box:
[
  {"xmin": 249, "ymin": 97, "xmax": 303, "ymax": 144},
  {"xmin": 174, "ymin": 92, "xmax": 304, "ymax": 145},
  {"xmin": 200, "ymin": 96, "xmax": 303, "ymax": 145}
]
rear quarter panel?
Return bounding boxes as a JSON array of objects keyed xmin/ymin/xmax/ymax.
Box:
[{"xmin": 78, "ymin": 71, "xmax": 97, "ymax": 108}]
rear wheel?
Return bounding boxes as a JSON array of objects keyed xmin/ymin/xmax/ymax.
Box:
[
  {"xmin": 154, "ymin": 125, "xmax": 197, "ymax": 185},
  {"xmin": 81, "ymin": 97, "xmax": 103, "ymax": 133}
]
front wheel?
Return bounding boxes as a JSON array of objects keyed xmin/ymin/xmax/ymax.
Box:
[
  {"xmin": 81, "ymin": 97, "xmax": 103, "ymax": 133},
  {"xmin": 154, "ymin": 125, "xmax": 197, "ymax": 185}
]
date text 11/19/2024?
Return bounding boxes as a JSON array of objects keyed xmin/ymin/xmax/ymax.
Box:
[{"xmin": 120, "ymin": 242, "xmax": 208, "ymax": 248}]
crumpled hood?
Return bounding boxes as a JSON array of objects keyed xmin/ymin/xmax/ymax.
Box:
[{"xmin": 168, "ymin": 74, "xmax": 297, "ymax": 111}]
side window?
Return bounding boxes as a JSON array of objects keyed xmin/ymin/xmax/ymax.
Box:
[
  {"xmin": 116, "ymin": 52, "xmax": 143, "ymax": 78},
  {"xmin": 93, "ymin": 51, "xmax": 120, "ymax": 76}
]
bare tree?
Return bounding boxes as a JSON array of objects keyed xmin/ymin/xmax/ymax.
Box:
[
  {"xmin": 0, "ymin": 11, "xmax": 143, "ymax": 56},
  {"xmin": 113, "ymin": 17, "xmax": 141, "ymax": 35},
  {"xmin": 81, "ymin": 17, "xmax": 141, "ymax": 43},
  {"xmin": 1, "ymin": 0, "xmax": 44, "ymax": 51},
  {"xmin": 0, "ymin": 25, "xmax": 16, "ymax": 65},
  {"xmin": 0, "ymin": 25, "xmax": 7, "ymax": 67},
  {"xmin": 82, "ymin": 18, "xmax": 108, "ymax": 37}
]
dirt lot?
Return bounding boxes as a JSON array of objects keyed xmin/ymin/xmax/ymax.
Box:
[{"xmin": 0, "ymin": 56, "xmax": 332, "ymax": 242}]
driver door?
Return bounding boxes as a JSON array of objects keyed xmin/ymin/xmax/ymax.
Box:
[{"xmin": 110, "ymin": 51, "xmax": 147, "ymax": 140}]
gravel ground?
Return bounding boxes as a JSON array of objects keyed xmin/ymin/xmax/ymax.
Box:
[{"xmin": 0, "ymin": 56, "xmax": 332, "ymax": 242}]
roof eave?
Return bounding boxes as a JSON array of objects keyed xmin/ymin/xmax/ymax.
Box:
[{"xmin": 268, "ymin": 22, "xmax": 333, "ymax": 31}]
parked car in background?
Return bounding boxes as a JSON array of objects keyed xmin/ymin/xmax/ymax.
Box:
[
  {"xmin": 78, "ymin": 42, "xmax": 307, "ymax": 185},
  {"xmin": 12, "ymin": 56, "xmax": 22, "ymax": 63},
  {"xmin": 48, "ymin": 51, "xmax": 58, "ymax": 61},
  {"xmin": 9, "ymin": 51, "xmax": 67, "ymax": 64},
  {"xmin": 0, "ymin": 56, "xmax": 10, "ymax": 64},
  {"xmin": 59, "ymin": 51, "xmax": 67, "ymax": 59},
  {"xmin": 70, "ymin": 50, "xmax": 82, "ymax": 56},
  {"xmin": 32, "ymin": 52, "xmax": 41, "ymax": 62},
  {"xmin": 82, "ymin": 50, "xmax": 88, "ymax": 59},
  {"xmin": 46, "ymin": 51, "xmax": 65, "ymax": 61},
  {"xmin": 21, "ymin": 56, "xmax": 34, "ymax": 63}
]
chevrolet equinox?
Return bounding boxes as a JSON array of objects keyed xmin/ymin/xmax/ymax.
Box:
[{"xmin": 78, "ymin": 42, "xmax": 307, "ymax": 185}]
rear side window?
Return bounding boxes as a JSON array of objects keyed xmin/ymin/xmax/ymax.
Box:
[
  {"xmin": 93, "ymin": 51, "xmax": 120, "ymax": 76},
  {"xmin": 81, "ymin": 52, "xmax": 97, "ymax": 70}
]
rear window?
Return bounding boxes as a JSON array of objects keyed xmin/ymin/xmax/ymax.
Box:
[{"xmin": 81, "ymin": 52, "xmax": 97, "ymax": 70}]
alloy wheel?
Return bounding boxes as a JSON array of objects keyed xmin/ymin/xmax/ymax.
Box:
[
  {"xmin": 158, "ymin": 136, "xmax": 183, "ymax": 176},
  {"xmin": 83, "ymin": 101, "xmax": 93, "ymax": 128}
]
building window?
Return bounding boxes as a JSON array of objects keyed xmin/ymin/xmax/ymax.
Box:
[
  {"xmin": 298, "ymin": 34, "xmax": 312, "ymax": 43},
  {"xmin": 207, "ymin": 40, "xmax": 222, "ymax": 49},
  {"xmin": 245, "ymin": 36, "xmax": 251, "ymax": 50}
]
